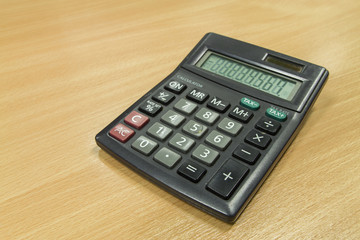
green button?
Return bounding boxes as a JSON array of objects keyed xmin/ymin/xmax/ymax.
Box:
[
  {"xmin": 240, "ymin": 97, "xmax": 260, "ymax": 110},
  {"xmin": 266, "ymin": 107, "xmax": 287, "ymax": 121}
]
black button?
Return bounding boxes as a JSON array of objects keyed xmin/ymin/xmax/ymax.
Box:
[
  {"xmin": 233, "ymin": 143, "xmax": 260, "ymax": 165},
  {"xmin": 177, "ymin": 161, "xmax": 206, "ymax": 183},
  {"xmin": 186, "ymin": 88, "xmax": 209, "ymax": 103},
  {"xmin": 206, "ymin": 159, "xmax": 248, "ymax": 199},
  {"xmin": 164, "ymin": 80, "xmax": 187, "ymax": 94},
  {"xmin": 229, "ymin": 106, "xmax": 253, "ymax": 123},
  {"xmin": 207, "ymin": 96, "xmax": 230, "ymax": 113},
  {"xmin": 255, "ymin": 116, "xmax": 281, "ymax": 135},
  {"xmin": 139, "ymin": 99, "xmax": 162, "ymax": 117},
  {"xmin": 245, "ymin": 129, "xmax": 271, "ymax": 149},
  {"xmin": 152, "ymin": 90, "xmax": 175, "ymax": 105}
]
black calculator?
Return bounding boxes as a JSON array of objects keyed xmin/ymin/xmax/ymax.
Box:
[{"xmin": 96, "ymin": 33, "xmax": 328, "ymax": 223}]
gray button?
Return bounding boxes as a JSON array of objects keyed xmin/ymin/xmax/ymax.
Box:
[
  {"xmin": 154, "ymin": 147, "xmax": 181, "ymax": 168},
  {"xmin": 161, "ymin": 110, "xmax": 185, "ymax": 127},
  {"xmin": 205, "ymin": 130, "xmax": 232, "ymax": 150},
  {"xmin": 174, "ymin": 98, "xmax": 198, "ymax": 115},
  {"xmin": 147, "ymin": 122, "xmax": 172, "ymax": 141},
  {"xmin": 217, "ymin": 117, "xmax": 242, "ymax": 136},
  {"xmin": 169, "ymin": 133, "xmax": 195, "ymax": 153},
  {"xmin": 182, "ymin": 120, "xmax": 208, "ymax": 139},
  {"xmin": 131, "ymin": 135, "xmax": 158, "ymax": 155},
  {"xmin": 195, "ymin": 108, "xmax": 219, "ymax": 125},
  {"xmin": 192, "ymin": 144, "xmax": 219, "ymax": 166}
]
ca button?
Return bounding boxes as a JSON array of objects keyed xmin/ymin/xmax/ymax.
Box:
[{"xmin": 124, "ymin": 110, "xmax": 149, "ymax": 129}]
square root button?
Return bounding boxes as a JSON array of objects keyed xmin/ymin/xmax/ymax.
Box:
[{"xmin": 206, "ymin": 159, "xmax": 248, "ymax": 199}]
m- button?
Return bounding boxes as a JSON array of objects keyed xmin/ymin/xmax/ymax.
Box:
[{"xmin": 124, "ymin": 110, "xmax": 149, "ymax": 129}]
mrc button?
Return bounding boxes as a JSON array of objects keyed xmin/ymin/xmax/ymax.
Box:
[{"xmin": 186, "ymin": 88, "xmax": 209, "ymax": 103}]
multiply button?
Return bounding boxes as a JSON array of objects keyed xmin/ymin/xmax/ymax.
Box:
[
  {"xmin": 207, "ymin": 159, "xmax": 248, "ymax": 199},
  {"xmin": 245, "ymin": 129, "xmax": 271, "ymax": 149},
  {"xmin": 124, "ymin": 111, "xmax": 149, "ymax": 129}
]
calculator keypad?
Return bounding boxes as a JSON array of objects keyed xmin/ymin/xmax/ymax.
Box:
[
  {"xmin": 147, "ymin": 122, "xmax": 172, "ymax": 141},
  {"xmin": 195, "ymin": 108, "xmax": 220, "ymax": 125},
  {"xmin": 182, "ymin": 120, "xmax": 208, "ymax": 138},
  {"xmin": 192, "ymin": 144, "xmax": 219, "ymax": 166},
  {"xmin": 131, "ymin": 136, "xmax": 158, "ymax": 155},
  {"xmin": 217, "ymin": 117, "xmax": 242, "ymax": 136},
  {"xmin": 161, "ymin": 110, "xmax": 185, "ymax": 127},
  {"xmin": 108, "ymin": 79, "xmax": 284, "ymax": 201},
  {"xmin": 205, "ymin": 130, "xmax": 232, "ymax": 151},
  {"xmin": 169, "ymin": 133, "xmax": 195, "ymax": 153},
  {"xmin": 174, "ymin": 98, "xmax": 198, "ymax": 115}
]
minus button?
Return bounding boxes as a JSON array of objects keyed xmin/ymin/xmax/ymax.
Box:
[{"xmin": 232, "ymin": 143, "xmax": 260, "ymax": 165}]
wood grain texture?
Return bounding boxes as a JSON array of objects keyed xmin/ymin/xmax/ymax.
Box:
[{"xmin": 1, "ymin": 0, "xmax": 359, "ymax": 239}]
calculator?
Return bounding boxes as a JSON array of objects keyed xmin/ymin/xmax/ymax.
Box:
[{"xmin": 96, "ymin": 33, "xmax": 328, "ymax": 223}]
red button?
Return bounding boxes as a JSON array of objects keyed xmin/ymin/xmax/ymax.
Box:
[
  {"xmin": 124, "ymin": 111, "xmax": 149, "ymax": 129},
  {"xmin": 109, "ymin": 123, "xmax": 135, "ymax": 143}
]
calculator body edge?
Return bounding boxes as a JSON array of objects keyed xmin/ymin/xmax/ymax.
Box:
[{"xmin": 95, "ymin": 33, "xmax": 329, "ymax": 223}]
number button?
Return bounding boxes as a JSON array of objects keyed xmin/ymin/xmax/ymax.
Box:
[
  {"xmin": 192, "ymin": 144, "xmax": 219, "ymax": 166},
  {"xmin": 205, "ymin": 130, "xmax": 232, "ymax": 151},
  {"xmin": 169, "ymin": 133, "xmax": 195, "ymax": 153},
  {"xmin": 131, "ymin": 136, "xmax": 158, "ymax": 156},
  {"xmin": 195, "ymin": 108, "xmax": 220, "ymax": 125},
  {"xmin": 182, "ymin": 120, "xmax": 208, "ymax": 138},
  {"xmin": 161, "ymin": 110, "xmax": 185, "ymax": 127},
  {"xmin": 217, "ymin": 117, "xmax": 242, "ymax": 136},
  {"xmin": 147, "ymin": 122, "xmax": 172, "ymax": 141},
  {"xmin": 174, "ymin": 98, "xmax": 198, "ymax": 115}
]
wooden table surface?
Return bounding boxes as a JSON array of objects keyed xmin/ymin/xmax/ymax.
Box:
[{"xmin": 1, "ymin": 0, "xmax": 359, "ymax": 239}]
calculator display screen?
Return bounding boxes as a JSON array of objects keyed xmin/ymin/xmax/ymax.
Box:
[{"xmin": 196, "ymin": 51, "xmax": 301, "ymax": 101}]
